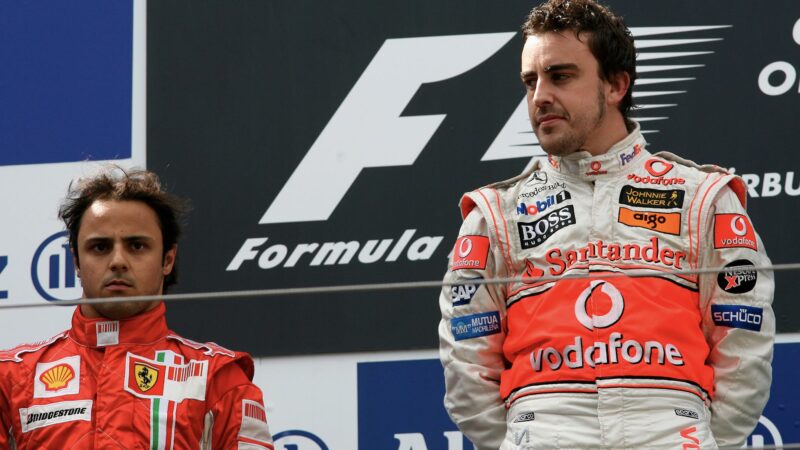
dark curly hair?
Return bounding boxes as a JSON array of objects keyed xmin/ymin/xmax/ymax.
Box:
[
  {"xmin": 522, "ymin": 0, "xmax": 637, "ymax": 117},
  {"xmin": 58, "ymin": 167, "xmax": 187, "ymax": 292}
]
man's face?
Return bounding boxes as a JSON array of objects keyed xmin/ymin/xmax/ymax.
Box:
[
  {"xmin": 74, "ymin": 199, "xmax": 175, "ymax": 320},
  {"xmin": 521, "ymin": 31, "xmax": 617, "ymax": 156}
]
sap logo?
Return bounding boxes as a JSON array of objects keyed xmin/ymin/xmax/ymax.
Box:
[
  {"xmin": 758, "ymin": 17, "xmax": 800, "ymax": 96},
  {"xmin": 273, "ymin": 429, "xmax": 329, "ymax": 450},
  {"xmin": 451, "ymin": 278, "xmax": 481, "ymax": 306},
  {"xmin": 228, "ymin": 230, "xmax": 443, "ymax": 271},
  {"xmin": 517, "ymin": 206, "xmax": 576, "ymax": 249},
  {"xmin": 31, "ymin": 231, "xmax": 81, "ymax": 301},
  {"xmin": 746, "ymin": 415, "xmax": 783, "ymax": 448},
  {"xmin": 259, "ymin": 27, "xmax": 727, "ymax": 225},
  {"xmin": 737, "ymin": 170, "xmax": 800, "ymax": 198},
  {"xmin": 516, "ymin": 191, "xmax": 571, "ymax": 215},
  {"xmin": 394, "ymin": 431, "xmax": 467, "ymax": 450}
]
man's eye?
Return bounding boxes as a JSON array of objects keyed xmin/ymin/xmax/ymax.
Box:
[
  {"xmin": 91, "ymin": 243, "xmax": 109, "ymax": 252},
  {"xmin": 552, "ymin": 73, "xmax": 569, "ymax": 81},
  {"xmin": 131, "ymin": 242, "xmax": 146, "ymax": 251}
]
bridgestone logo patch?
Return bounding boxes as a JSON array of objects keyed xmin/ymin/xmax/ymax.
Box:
[{"xmin": 19, "ymin": 400, "xmax": 93, "ymax": 432}]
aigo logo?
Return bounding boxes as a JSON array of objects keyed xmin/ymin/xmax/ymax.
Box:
[{"xmin": 574, "ymin": 280, "xmax": 624, "ymax": 330}]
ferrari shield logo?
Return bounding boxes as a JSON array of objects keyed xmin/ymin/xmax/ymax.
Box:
[{"xmin": 134, "ymin": 363, "xmax": 159, "ymax": 392}]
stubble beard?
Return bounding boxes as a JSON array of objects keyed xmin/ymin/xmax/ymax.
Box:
[{"xmin": 536, "ymin": 87, "xmax": 606, "ymax": 156}]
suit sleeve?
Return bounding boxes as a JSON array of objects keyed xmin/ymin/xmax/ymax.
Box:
[
  {"xmin": 439, "ymin": 207, "xmax": 509, "ymax": 450},
  {"xmin": 698, "ymin": 184, "xmax": 775, "ymax": 447},
  {"xmin": 204, "ymin": 360, "xmax": 274, "ymax": 450},
  {"xmin": 0, "ymin": 363, "xmax": 12, "ymax": 450}
]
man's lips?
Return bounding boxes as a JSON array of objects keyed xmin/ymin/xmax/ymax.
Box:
[
  {"xmin": 105, "ymin": 279, "xmax": 133, "ymax": 290},
  {"xmin": 537, "ymin": 114, "xmax": 565, "ymax": 126}
]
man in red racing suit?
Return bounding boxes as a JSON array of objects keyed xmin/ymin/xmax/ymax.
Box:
[
  {"xmin": 0, "ymin": 303, "xmax": 273, "ymax": 449},
  {"xmin": 0, "ymin": 168, "xmax": 273, "ymax": 449},
  {"xmin": 439, "ymin": 1, "xmax": 774, "ymax": 449}
]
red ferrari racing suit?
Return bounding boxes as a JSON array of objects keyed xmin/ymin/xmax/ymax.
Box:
[
  {"xmin": 439, "ymin": 125, "xmax": 774, "ymax": 449},
  {"xmin": 0, "ymin": 302, "xmax": 273, "ymax": 449}
]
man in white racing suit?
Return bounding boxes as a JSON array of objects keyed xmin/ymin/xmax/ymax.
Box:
[{"xmin": 438, "ymin": 1, "xmax": 774, "ymax": 449}]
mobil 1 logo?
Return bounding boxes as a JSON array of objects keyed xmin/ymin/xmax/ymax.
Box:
[
  {"xmin": 517, "ymin": 205, "xmax": 576, "ymax": 249},
  {"xmin": 717, "ymin": 260, "xmax": 758, "ymax": 294}
]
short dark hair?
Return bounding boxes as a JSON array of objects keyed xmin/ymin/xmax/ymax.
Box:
[
  {"xmin": 522, "ymin": 0, "xmax": 637, "ymax": 117},
  {"xmin": 58, "ymin": 167, "xmax": 186, "ymax": 292}
]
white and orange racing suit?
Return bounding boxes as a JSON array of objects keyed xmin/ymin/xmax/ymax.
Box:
[{"xmin": 439, "ymin": 125, "xmax": 774, "ymax": 450}]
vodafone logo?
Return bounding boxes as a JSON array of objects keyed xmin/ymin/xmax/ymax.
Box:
[
  {"xmin": 628, "ymin": 159, "xmax": 685, "ymax": 186},
  {"xmin": 714, "ymin": 214, "xmax": 757, "ymax": 251},
  {"xmin": 450, "ymin": 235, "xmax": 490, "ymax": 271},
  {"xmin": 730, "ymin": 216, "xmax": 748, "ymax": 236},
  {"xmin": 457, "ymin": 237, "xmax": 473, "ymax": 258},
  {"xmin": 575, "ymin": 280, "xmax": 624, "ymax": 330},
  {"xmin": 585, "ymin": 161, "xmax": 608, "ymax": 176},
  {"xmin": 645, "ymin": 159, "xmax": 674, "ymax": 177}
]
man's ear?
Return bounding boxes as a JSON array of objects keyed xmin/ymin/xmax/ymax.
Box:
[
  {"xmin": 163, "ymin": 245, "xmax": 177, "ymax": 276},
  {"xmin": 607, "ymin": 71, "xmax": 631, "ymax": 107}
]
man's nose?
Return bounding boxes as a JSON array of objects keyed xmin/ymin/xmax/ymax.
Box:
[
  {"xmin": 532, "ymin": 79, "xmax": 554, "ymax": 108},
  {"xmin": 108, "ymin": 245, "xmax": 129, "ymax": 271}
]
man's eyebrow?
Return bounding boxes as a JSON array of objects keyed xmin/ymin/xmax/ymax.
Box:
[
  {"xmin": 544, "ymin": 63, "xmax": 578, "ymax": 72},
  {"xmin": 122, "ymin": 235, "xmax": 155, "ymax": 242}
]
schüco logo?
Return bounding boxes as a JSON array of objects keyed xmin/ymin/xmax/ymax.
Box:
[
  {"xmin": 228, "ymin": 26, "xmax": 729, "ymax": 271},
  {"xmin": 31, "ymin": 231, "xmax": 81, "ymax": 302},
  {"xmin": 530, "ymin": 280, "xmax": 685, "ymax": 372}
]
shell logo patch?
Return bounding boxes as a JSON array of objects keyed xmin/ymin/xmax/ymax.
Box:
[
  {"xmin": 39, "ymin": 364, "xmax": 76, "ymax": 391},
  {"xmin": 34, "ymin": 355, "xmax": 81, "ymax": 398},
  {"xmin": 134, "ymin": 363, "xmax": 160, "ymax": 392}
]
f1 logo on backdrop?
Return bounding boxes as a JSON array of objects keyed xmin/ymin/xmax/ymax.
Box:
[{"xmin": 258, "ymin": 26, "xmax": 730, "ymax": 225}]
